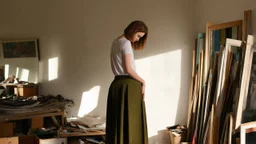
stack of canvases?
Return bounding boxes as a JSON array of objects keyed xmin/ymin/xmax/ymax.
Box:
[{"xmin": 186, "ymin": 10, "xmax": 255, "ymax": 144}]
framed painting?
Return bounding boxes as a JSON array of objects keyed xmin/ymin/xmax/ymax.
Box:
[{"xmin": 1, "ymin": 39, "xmax": 39, "ymax": 59}]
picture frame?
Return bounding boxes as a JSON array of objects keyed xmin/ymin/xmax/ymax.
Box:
[
  {"xmin": 0, "ymin": 39, "xmax": 39, "ymax": 59},
  {"xmin": 0, "ymin": 65, "xmax": 4, "ymax": 82},
  {"xmin": 205, "ymin": 20, "xmax": 243, "ymax": 83}
]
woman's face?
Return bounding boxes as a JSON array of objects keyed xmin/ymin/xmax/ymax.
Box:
[{"xmin": 131, "ymin": 32, "xmax": 145, "ymax": 42}]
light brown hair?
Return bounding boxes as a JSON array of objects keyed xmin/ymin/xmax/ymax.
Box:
[{"xmin": 124, "ymin": 20, "xmax": 148, "ymax": 50}]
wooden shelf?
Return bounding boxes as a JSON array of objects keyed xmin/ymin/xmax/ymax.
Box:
[
  {"xmin": 0, "ymin": 109, "xmax": 65, "ymax": 124},
  {"xmin": 58, "ymin": 131, "xmax": 105, "ymax": 138}
]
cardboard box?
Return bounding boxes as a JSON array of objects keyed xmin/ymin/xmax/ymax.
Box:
[
  {"xmin": 0, "ymin": 135, "xmax": 67, "ymax": 144},
  {"xmin": 35, "ymin": 136, "xmax": 67, "ymax": 144},
  {"xmin": 19, "ymin": 135, "xmax": 34, "ymax": 144},
  {"xmin": 0, "ymin": 122, "xmax": 14, "ymax": 137},
  {"xmin": 168, "ymin": 131, "xmax": 186, "ymax": 144},
  {"xmin": 167, "ymin": 125, "xmax": 187, "ymax": 144},
  {"xmin": 14, "ymin": 85, "xmax": 37, "ymax": 97},
  {"xmin": 31, "ymin": 117, "xmax": 44, "ymax": 129},
  {"xmin": 0, "ymin": 135, "xmax": 34, "ymax": 144},
  {"xmin": 0, "ymin": 137, "xmax": 18, "ymax": 144}
]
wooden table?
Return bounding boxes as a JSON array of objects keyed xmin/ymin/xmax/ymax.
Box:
[
  {"xmin": 0, "ymin": 108, "xmax": 66, "ymax": 129},
  {"xmin": 58, "ymin": 131, "xmax": 105, "ymax": 138},
  {"xmin": 0, "ymin": 83, "xmax": 38, "ymax": 96}
]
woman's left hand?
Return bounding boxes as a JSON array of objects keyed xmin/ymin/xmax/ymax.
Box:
[{"xmin": 142, "ymin": 84, "xmax": 145, "ymax": 101}]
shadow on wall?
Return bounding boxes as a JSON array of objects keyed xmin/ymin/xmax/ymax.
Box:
[
  {"xmin": 149, "ymin": 129, "xmax": 171, "ymax": 144},
  {"xmin": 175, "ymin": 45, "xmax": 191, "ymax": 125}
]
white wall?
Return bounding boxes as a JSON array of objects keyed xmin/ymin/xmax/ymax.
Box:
[
  {"xmin": 0, "ymin": 0, "xmax": 196, "ymax": 143},
  {"xmin": 195, "ymin": 0, "xmax": 256, "ymax": 35}
]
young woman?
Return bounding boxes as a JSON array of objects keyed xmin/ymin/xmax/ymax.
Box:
[{"xmin": 106, "ymin": 21, "xmax": 148, "ymax": 144}]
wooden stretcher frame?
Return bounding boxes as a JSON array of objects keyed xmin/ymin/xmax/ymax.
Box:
[
  {"xmin": 204, "ymin": 20, "xmax": 243, "ymax": 144},
  {"xmin": 220, "ymin": 113, "xmax": 233, "ymax": 144},
  {"xmin": 187, "ymin": 43, "xmax": 196, "ymax": 127},
  {"xmin": 204, "ymin": 20, "xmax": 243, "ymax": 85},
  {"xmin": 187, "ymin": 10, "xmax": 251, "ymax": 144},
  {"xmin": 214, "ymin": 38, "xmax": 242, "ymax": 143},
  {"xmin": 215, "ymin": 38, "xmax": 242, "ymax": 114},
  {"xmin": 240, "ymin": 121, "xmax": 256, "ymax": 144},
  {"xmin": 235, "ymin": 35, "xmax": 255, "ymax": 129},
  {"xmin": 234, "ymin": 10, "xmax": 253, "ymax": 129}
]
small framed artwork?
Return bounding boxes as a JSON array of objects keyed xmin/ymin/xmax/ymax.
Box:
[
  {"xmin": 1, "ymin": 39, "xmax": 39, "ymax": 59},
  {"xmin": 0, "ymin": 65, "xmax": 4, "ymax": 82}
]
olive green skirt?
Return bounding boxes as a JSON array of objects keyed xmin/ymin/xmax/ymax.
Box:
[{"xmin": 106, "ymin": 75, "xmax": 148, "ymax": 144}]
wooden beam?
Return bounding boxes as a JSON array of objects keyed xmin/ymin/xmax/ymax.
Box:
[
  {"xmin": 220, "ymin": 113, "xmax": 233, "ymax": 144},
  {"xmin": 187, "ymin": 46, "xmax": 196, "ymax": 127},
  {"xmin": 209, "ymin": 105, "xmax": 214, "ymax": 144},
  {"xmin": 204, "ymin": 22, "xmax": 214, "ymax": 84},
  {"xmin": 195, "ymin": 51, "xmax": 204, "ymax": 142},
  {"xmin": 59, "ymin": 131, "xmax": 105, "ymax": 138},
  {"xmin": 208, "ymin": 20, "xmax": 243, "ymax": 31},
  {"xmin": 242, "ymin": 10, "xmax": 252, "ymax": 42}
]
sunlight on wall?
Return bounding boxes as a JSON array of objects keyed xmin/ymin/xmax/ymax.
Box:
[
  {"xmin": 78, "ymin": 86, "xmax": 101, "ymax": 117},
  {"xmin": 20, "ymin": 68, "xmax": 29, "ymax": 82},
  {"xmin": 16, "ymin": 67, "xmax": 19, "ymax": 78},
  {"xmin": 4, "ymin": 64, "xmax": 9, "ymax": 78},
  {"xmin": 48, "ymin": 57, "xmax": 58, "ymax": 81},
  {"xmin": 135, "ymin": 49, "xmax": 182, "ymax": 137}
]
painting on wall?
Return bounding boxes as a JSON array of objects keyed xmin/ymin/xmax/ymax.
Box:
[
  {"xmin": 1, "ymin": 39, "xmax": 39, "ymax": 59},
  {"xmin": 0, "ymin": 65, "xmax": 4, "ymax": 82}
]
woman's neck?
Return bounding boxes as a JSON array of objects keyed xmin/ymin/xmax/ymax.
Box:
[{"xmin": 117, "ymin": 34, "xmax": 125, "ymax": 39}]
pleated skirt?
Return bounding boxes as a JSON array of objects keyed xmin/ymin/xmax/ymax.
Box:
[{"xmin": 106, "ymin": 75, "xmax": 148, "ymax": 144}]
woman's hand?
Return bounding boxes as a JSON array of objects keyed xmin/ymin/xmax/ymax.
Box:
[
  {"xmin": 142, "ymin": 82, "xmax": 145, "ymax": 101},
  {"xmin": 124, "ymin": 54, "xmax": 146, "ymax": 99}
]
